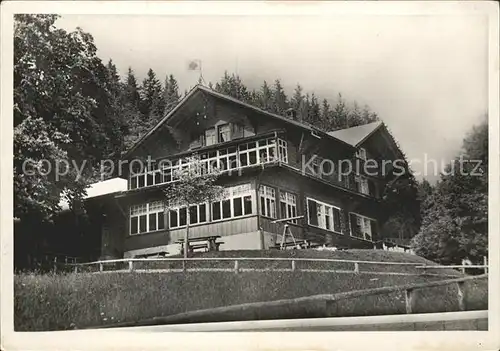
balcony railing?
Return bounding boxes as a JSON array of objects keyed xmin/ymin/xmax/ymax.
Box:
[{"xmin": 129, "ymin": 137, "xmax": 288, "ymax": 190}]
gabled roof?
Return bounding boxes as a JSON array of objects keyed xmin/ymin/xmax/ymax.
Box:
[
  {"xmin": 327, "ymin": 121, "xmax": 383, "ymax": 147},
  {"xmin": 122, "ymin": 84, "xmax": 354, "ymax": 158}
]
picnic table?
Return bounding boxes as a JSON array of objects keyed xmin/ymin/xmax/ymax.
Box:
[
  {"xmin": 135, "ymin": 251, "xmax": 169, "ymax": 259},
  {"xmin": 176, "ymin": 236, "xmax": 224, "ymax": 253}
]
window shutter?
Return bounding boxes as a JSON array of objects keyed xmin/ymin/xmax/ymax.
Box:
[
  {"xmin": 349, "ymin": 213, "xmax": 359, "ymax": 237},
  {"xmin": 332, "ymin": 208, "xmax": 341, "ymax": 233},
  {"xmin": 307, "ymin": 199, "xmax": 318, "ymax": 226},
  {"xmin": 370, "ymin": 220, "xmax": 379, "ymax": 241},
  {"xmin": 368, "ymin": 179, "xmax": 376, "ymax": 197},
  {"xmin": 349, "ymin": 213, "xmax": 355, "ymax": 234}
]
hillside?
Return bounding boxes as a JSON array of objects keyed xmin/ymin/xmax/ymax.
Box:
[{"xmin": 14, "ymin": 250, "xmax": 487, "ymax": 331}]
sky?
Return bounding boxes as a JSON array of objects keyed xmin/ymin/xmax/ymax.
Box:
[{"xmin": 57, "ymin": 13, "xmax": 488, "ymax": 183}]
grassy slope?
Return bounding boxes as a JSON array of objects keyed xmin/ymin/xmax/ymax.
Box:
[{"xmin": 14, "ymin": 250, "xmax": 487, "ymax": 331}]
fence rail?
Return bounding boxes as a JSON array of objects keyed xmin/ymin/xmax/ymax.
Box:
[
  {"xmin": 416, "ymin": 264, "xmax": 488, "ymax": 274},
  {"xmin": 95, "ymin": 274, "xmax": 488, "ymax": 329},
  {"xmin": 58, "ymin": 256, "xmax": 485, "ymax": 277}
]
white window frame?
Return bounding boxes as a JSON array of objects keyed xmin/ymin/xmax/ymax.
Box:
[
  {"xmin": 130, "ymin": 201, "xmax": 165, "ymax": 235},
  {"xmin": 306, "ymin": 197, "xmax": 343, "ymax": 233},
  {"xmin": 218, "ymin": 123, "xmax": 231, "ymax": 143},
  {"xmin": 350, "ymin": 212, "xmax": 375, "ymax": 241},
  {"xmin": 205, "ymin": 127, "xmax": 217, "ymax": 146},
  {"xmin": 259, "ymin": 185, "xmax": 277, "ymax": 219},
  {"xmin": 280, "ymin": 191, "xmax": 297, "ymax": 224},
  {"xmin": 128, "ymin": 137, "xmax": 287, "ymax": 191},
  {"xmin": 211, "ymin": 184, "xmax": 254, "ymax": 222}
]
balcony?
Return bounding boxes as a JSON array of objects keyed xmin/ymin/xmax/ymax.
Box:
[{"xmin": 129, "ymin": 136, "xmax": 288, "ymax": 190}]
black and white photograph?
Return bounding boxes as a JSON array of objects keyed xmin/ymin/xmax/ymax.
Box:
[{"xmin": 1, "ymin": 1, "xmax": 499, "ymax": 350}]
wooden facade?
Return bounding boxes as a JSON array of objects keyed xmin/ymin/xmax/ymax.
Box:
[{"xmin": 98, "ymin": 85, "xmax": 402, "ymax": 258}]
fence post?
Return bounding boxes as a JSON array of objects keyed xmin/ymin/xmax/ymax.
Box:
[
  {"xmin": 128, "ymin": 260, "xmax": 134, "ymax": 272},
  {"xmin": 74, "ymin": 266, "xmax": 78, "ymax": 274},
  {"xmin": 354, "ymin": 262, "xmax": 359, "ymax": 274},
  {"xmin": 405, "ymin": 288, "xmax": 414, "ymax": 314},
  {"xmin": 99, "ymin": 262, "xmax": 103, "ymax": 273},
  {"xmin": 460, "ymin": 266, "xmax": 465, "ymax": 274},
  {"xmin": 291, "ymin": 260, "xmax": 296, "ymax": 271},
  {"xmin": 234, "ymin": 260, "xmax": 239, "ymax": 274},
  {"xmin": 53, "ymin": 257, "xmax": 57, "ymax": 274},
  {"xmin": 484, "ymin": 256, "xmax": 488, "ymax": 274},
  {"xmin": 325, "ymin": 300, "xmax": 338, "ymax": 317},
  {"xmin": 457, "ymin": 281, "xmax": 466, "ymax": 311}
]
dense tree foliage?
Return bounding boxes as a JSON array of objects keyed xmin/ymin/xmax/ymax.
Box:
[
  {"xmin": 411, "ymin": 118, "xmax": 488, "ymax": 264},
  {"xmin": 14, "ymin": 14, "xmax": 126, "ymax": 221}
]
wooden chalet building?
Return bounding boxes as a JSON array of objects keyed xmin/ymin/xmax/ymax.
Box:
[{"xmin": 97, "ymin": 85, "xmax": 405, "ymax": 259}]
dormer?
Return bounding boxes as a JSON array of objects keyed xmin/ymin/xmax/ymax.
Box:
[{"xmin": 195, "ymin": 122, "xmax": 249, "ymax": 149}]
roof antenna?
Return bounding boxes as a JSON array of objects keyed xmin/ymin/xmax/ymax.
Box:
[{"xmin": 188, "ymin": 59, "xmax": 206, "ymax": 86}]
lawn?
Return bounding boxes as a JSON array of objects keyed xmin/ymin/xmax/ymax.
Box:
[{"xmin": 14, "ymin": 250, "xmax": 488, "ymax": 331}]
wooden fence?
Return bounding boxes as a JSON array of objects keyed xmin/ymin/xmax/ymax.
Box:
[
  {"xmin": 59, "ymin": 256, "xmax": 487, "ymax": 278},
  {"xmin": 325, "ymin": 274, "xmax": 487, "ymax": 314},
  {"xmin": 95, "ymin": 274, "xmax": 488, "ymax": 329}
]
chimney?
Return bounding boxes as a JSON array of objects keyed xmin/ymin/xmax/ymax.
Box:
[{"xmin": 285, "ymin": 108, "xmax": 297, "ymax": 120}]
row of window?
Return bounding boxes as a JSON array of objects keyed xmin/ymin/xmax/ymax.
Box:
[
  {"xmin": 258, "ymin": 185, "xmax": 375, "ymax": 241},
  {"xmin": 129, "ymin": 184, "xmax": 255, "ymax": 235},
  {"xmin": 307, "ymin": 197, "xmax": 375, "ymax": 241},
  {"xmin": 129, "ymin": 138, "xmax": 288, "ymax": 190},
  {"xmin": 130, "ymin": 184, "xmax": 376, "ymax": 241}
]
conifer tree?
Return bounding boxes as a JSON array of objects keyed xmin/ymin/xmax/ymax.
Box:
[
  {"xmin": 320, "ymin": 98, "xmax": 332, "ymax": 130},
  {"xmin": 164, "ymin": 74, "xmax": 180, "ymax": 115},
  {"xmin": 331, "ymin": 93, "xmax": 349, "ymax": 129},
  {"xmin": 309, "ymin": 93, "xmax": 321, "ymax": 126},
  {"xmin": 272, "ymin": 79, "xmax": 289, "ymax": 116},
  {"xmin": 259, "ymin": 81, "xmax": 273, "ymax": 111},
  {"xmin": 140, "ymin": 68, "xmax": 164, "ymax": 129},
  {"xmin": 347, "ymin": 101, "xmax": 365, "ymax": 127}
]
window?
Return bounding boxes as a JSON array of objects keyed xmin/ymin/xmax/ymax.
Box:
[
  {"xmin": 280, "ymin": 191, "xmax": 297, "ymax": 223},
  {"xmin": 218, "ymin": 124, "xmax": 231, "ymax": 143},
  {"xmin": 169, "ymin": 203, "xmax": 208, "ymax": 228},
  {"xmin": 205, "ymin": 127, "xmax": 216, "ymax": 146},
  {"xmin": 232, "ymin": 123, "xmax": 245, "ymax": 139},
  {"xmin": 355, "ymin": 175, "xmax": 370, "ymax": 195},
  {"xmin": 211, "ymin": 184, "xmax": 253, "ymax": 221},
  {"xmin": 259, "ymin": 185, "xmax": 276, "ymax": 218},
  {"xmin": 349, "ymin": 213, "xmax": 376, "ymax": 241},
  {"xmin": 130, "ymin": 201, "xmax": 165, "ymax": 235},
  {"xmin": 356, "ymin": 147, "xmax": 367, "ymax": 161},
  {"xmin": 278, "ymin": 139, "xmax": 288, "ymax": 163},
  {"xmin": 307, "ymin": 198, "xmax": 342, "ymax": 233}
]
